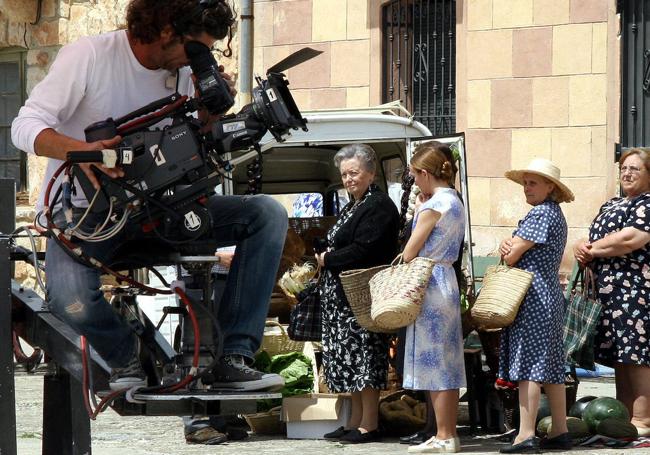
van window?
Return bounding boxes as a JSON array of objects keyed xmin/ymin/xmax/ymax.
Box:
[
  {"xmin": 382, "ymin": 156, "xmax": 405, "ymax": 208},
  {"xmin": 270, "ymin": 193, "xmax": 324, "ymax": 217}
]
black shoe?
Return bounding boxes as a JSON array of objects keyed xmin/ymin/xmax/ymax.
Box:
[
  {"xmin": 324, "ymin": 426, "xmax": 349, "ymax": 439},
  {"xmin": 540, "ymin": 432, "xmax": 573, "ymax": 450},
  {"xmin": 108, "ymin": 340, "xmax": 146, "ymax": 391},
  {"xmin": 399, "ymin": 431, "xmax": 435, "ymax": 445},
  {"xmin": 339, "ymin": 429, "xmax": 381, "ymax": 444},
  {"xmin": 211, "ymin": 355, "xmax": 284, "ymax": 391},
  {"xmin": 500, "ymin": 436, "xmax": 541, "ymax": 454}
]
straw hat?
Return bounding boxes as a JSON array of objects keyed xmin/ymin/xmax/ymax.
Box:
[{"xmin": 505, "ymin": 158, "xmax": 575, "ymax": 203}]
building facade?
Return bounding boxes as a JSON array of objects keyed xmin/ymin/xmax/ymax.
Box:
[{"xmin": 0, "ymin": 0, "xmax": 643, "ymax": 277}]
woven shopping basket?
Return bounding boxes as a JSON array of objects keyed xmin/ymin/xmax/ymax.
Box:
[
  {"xmin": 470, "ymin": 261, "xmax": 533, "ymax": 329},
  {"xmin": 339, "ymin": 265, "xmax": 393, "ymax": 333},
  {"xmin": 369, "ymin": 255, "xmax": 436, "ymax": 330},
  {"xmin": 260, "ymin": 321, "xmax": 305, "ymax": 356}
]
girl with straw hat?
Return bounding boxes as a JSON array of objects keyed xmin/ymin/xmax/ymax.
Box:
[{"xmin": 497, "ymin": 158, "xmax": 574, "ymax": 454}]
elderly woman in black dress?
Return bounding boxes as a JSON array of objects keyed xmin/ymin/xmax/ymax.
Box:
[
  {"xmin": 574, "ymin": 148, "xmax": 650, "ymax": 436},
  {"xmin": 315, "ymin": 143, "xmax": 400, "ymax": 444}
]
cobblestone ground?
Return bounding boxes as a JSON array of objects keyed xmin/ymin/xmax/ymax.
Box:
[{"xmin": 12, "ymin": 374, "xmax": 650, "ymax": 454}]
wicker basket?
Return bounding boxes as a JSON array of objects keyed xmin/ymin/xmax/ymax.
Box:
[
  {"xmin": 369, "ymin": 256, "xmax": 435, "ymax": 330},
  {"xmin": 260, "ymin": 321, "xmax": 305, "ymax": 356},
  {"xmin": 470, "ymin": 264, "xmax": 534, "ymax": 329},
  {"xmin": 244, "ymin": 406, "xmax": 286, "ymax": 435},
  {"xmin": 339, "ymin": 265, "xmax": 394, "ymax": 333}
]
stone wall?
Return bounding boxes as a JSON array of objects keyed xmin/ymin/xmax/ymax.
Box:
[
  {"xmin": 456, "ymin": 0, "xmax": 618, "ymax": 273},
  {"xmin": 253, "ymin": 0, "xmax": 371, "ymax": 111}
]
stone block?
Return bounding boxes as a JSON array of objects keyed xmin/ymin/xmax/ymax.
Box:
[
  {"xmin": 511, "ymin": 128, "xmax": 552, "ymax": 170},
  {"xmin": 590, "ymin": 125, "xmax": 608, "ymax": 176},
  {"xmin": 570, "ymin": 0, "xmax": 608, "ymax": 23},
  {"xmin": 7, "ymin": 21, "xmax": 27, "ymax": 47},
  {"xmin": 25, "ymin": 49, "xmax": 50, "ymax": 67},
  {"xmin": 491, "ymin": 79, "xmax": 533, "ymax": 128},
  {"xmin": 467, "ymin": 80, "xmax": 491, "ymax": 129},
  {"xmin": 569, "ymin": 74, "xmax": 607, "ymax": 126},
  {"xmin": 30, "ymin": 19, "xmax": 63, "ymax": 47},
  {"xmin": 284, "ymin": 43, "xmax": 330, "ymax": 89},
  {"xmin": 513, "ymin": 27, "xmax": 552, "ymax": 77},
  {"xmin": 551, "ymin": 127, "xmax": 592, "ymax": 177},
  {"xmin": 3, "ymin": 0, "xmax": 38, "ymax": 22},
  {"xmin": 468, "ymin": 0, "xmax": 492, "ymax": 31},
  {"xmin": 313, "ymin": 0, "xmax": 346, "ymax": 42},
  {"xmin": 490, "ymin": 177, "xmax": 530, "ymax": 227},
  {"xmin": 467, "ymin": 30, "xmax": 512, "ymax": 80},
  {"xmin": 331, "ymin": 40, "xmax": 370, "ymax": 87},
  {"xmin": 310, "ymin": 88, "xmax": 347, "ymax": 109},
  {"xmin": 532, "ymin": 76, "xmax": 569, "ymax": 127},
  {"xmin": 468, "ymin": 177, "xmax": 491, "ymax": 225},
  {"xmin": 346, "ymin": 86, "xmax": 369, "ymax": 108},
  {"xmin": 552, "ymin": 23, "xmax": 592, "ymax": 75},
  {"xmin": 42, "ymin": 0, "xmax": 56, "ymax": 18},
  {"xmin": 274, "ymin": 0, "xmax": 311, "ymax": 45},
  {"xmin": 263, "ymin": 45, "xmax": 294, "ymax": 76},
  {"xmin": 533, "ymin": 0, "xmax": 570, "ymax": 26},
  {"xmin": 254, "ymin": 1, "xmax": 274, "ymax": 47},
  {"xmin": 0, "ymin": 19, "xmax": 7, "ymax": 46},
  {"xmin": 592, "ymin": 22, "xmax": 607, "ymax": 73},
  {"xmin": 59, "ymin": 0, "xmax": 71, "ymax": 18},
  {"xmin": 347, "ymin": 0, "xmax": 369, "ymax": 40},
  {"xmin": 470, "ymin": 225, "xmax": 515, "ymax": 257},
  {"xmin": 290, "ymin": 89, "xmax": 311, "ymax": 111},
  {"xmin": 563, "ymin": 177, "xmax": 607, "ymax": 226},
  {"xmin": 26, "ymin": 65, "xmax": 47, "ymax": 94},
  {"xmin": 493, "ymin": 0, "xmax": 533, "ymax": 28},
  {"xmin": 253, "ymin": 46, "xmax": 264, "ymax": 76},
  {"xmin": 465, "ymin": 129, "xmax": 512, "ymax": 177}
]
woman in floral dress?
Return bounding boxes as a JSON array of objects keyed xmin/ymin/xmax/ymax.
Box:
[
  {"xmin": 315, "ymin": 143, "xmax": 400, "ymax": 444},
  {"xmin": 401, "ymin": 142, "xmax": 466, "ymax": 454},
  {"xmin": 574, "ymin": 148, "xmax": 650, "ymax": 435},
  {"xmin": 497, "ymin": 158, "xmax": 574, "ymax": 454}
]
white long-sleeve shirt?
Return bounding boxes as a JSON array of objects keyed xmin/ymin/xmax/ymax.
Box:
[{"xmin": 11, "ymin": 30, "xmax": 194, "ymax": 210}]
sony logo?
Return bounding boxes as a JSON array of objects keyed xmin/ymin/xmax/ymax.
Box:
[{"xmin": 171, "ymin": 131, "xmax": 187, "ymax": 141}]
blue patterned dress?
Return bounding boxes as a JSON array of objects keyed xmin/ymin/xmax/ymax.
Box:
[
  {"xmin": 498, "ymin": 200, "xmax": 568, "ymax": 384},
  {"xmin": 402, "ymin": 188, "xmax": 467, "ymax": 391}
]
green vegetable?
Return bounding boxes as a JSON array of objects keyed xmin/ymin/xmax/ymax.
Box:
[
  {"xmin": 583, "ymin": 397, "xmax": 631, "ymax": 432},
  {"xmin": 596, "ymin": 418, "xmax": 638, "ymax": 439},
  {"xmin": 536, "ymin": 416, "xmax": 589, "ymax": 438},
  {"xmin": 568, "ymin": 396, "xmax": 597, "ymax": 419},
  {"xmin": 536, "ymin": 394, "xmax": 551, "ymax": 424},
  {"xmin": 253, "ymin": 351, "xmax": 314, "ymax": 412},
  {"xmin": 536, "ymin": 416, "xmax": 553, "ymax": 435}
]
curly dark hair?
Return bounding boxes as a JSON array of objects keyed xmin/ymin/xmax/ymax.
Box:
[{"xmin": 126, "ymin": 0, "xmax": 236, "ymax": 44}]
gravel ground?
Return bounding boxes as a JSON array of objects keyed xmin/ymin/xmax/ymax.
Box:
[{"xmin": 12, "ymin": 374, "xmax": 650, "ymax": 454}]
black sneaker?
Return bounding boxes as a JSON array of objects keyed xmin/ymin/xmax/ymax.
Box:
[
  {"xmin": 109, "ymin": 341, "xmax": 146, "ymax": 391},
  {"xmin": 211, "ymin": 355, "xmax": 284, "ymax": 391}
]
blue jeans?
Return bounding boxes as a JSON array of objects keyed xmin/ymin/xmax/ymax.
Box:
[{"xmin": 45, "ymin": 194, "xmax": 287, "ymax": 368}]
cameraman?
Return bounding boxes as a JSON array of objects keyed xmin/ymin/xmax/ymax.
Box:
[{"xmin": 11, "ymin": 0, "xmax": 286, "ymax": 392}]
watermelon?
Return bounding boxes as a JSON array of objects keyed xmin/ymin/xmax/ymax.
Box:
[
  {"xmin": 537, "ymin": 416, "xmax": 590, "ymax": 438},
  {"xmin": 568, "ymin": 396, "xmax": 598, "ymax": 419},
  {"xmin": 536, "ymin": 416, "xmax": 553, "ymax": 436},
  {"xmin": 596, "ymin": 418, "xmax": 638, "ymax": 439},
  {"xmin": 536, "ymin": 394, "xmax": 551, "ymax": 424},
  {"xmin": 583, "ymin": 397, "xmax": 630, "ymax": 432}
]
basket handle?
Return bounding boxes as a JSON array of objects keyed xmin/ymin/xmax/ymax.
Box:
[
  {"xmin": 265, "ymin": 320, "xmax": 288, "ymax": 335},
  {"xmin": 390, "ymin": 253, "xmax": 404, "ymax": 266}
]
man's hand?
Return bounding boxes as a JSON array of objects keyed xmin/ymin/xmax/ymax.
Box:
[
  {"xmin": 573, "ymin": 239, "xmax": 593, "ymax": 265},
  {"xmin": 315, "ymin": 252, "xmax": 326, "ymax": 267},
  {"xmin": 77, "ymin": 135, "xmax": 124, "ymax": 190},
  {"xmin": 215, "ymin": 251, "xmax": 234, "ymax": 269}
]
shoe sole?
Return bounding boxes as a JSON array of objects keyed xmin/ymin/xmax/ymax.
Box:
[
  {"xmin": 109, "ymin": 379, "xmax": 147, "ymax": 391},
  {"xmin": 211, "ymin": 377, "xmax": 284, "ymax": 392}
]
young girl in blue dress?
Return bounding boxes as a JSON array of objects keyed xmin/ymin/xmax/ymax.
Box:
[{"xmin": 402, "ymin": 143, "xmax": 466, "ymax": 454}]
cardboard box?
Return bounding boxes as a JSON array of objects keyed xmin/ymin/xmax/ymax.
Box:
[{"xmin": 281, "ymin": 393, "xmax": 351, "ymax": 439}]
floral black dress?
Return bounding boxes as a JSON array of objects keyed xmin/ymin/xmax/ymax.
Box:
[
  {"xmin": 320, "ymin": 185, "xmax": 400, "ymax": 393},
  {"xmin": 589, "ymin": 193, "xmax": 650, "ymax": 367}
]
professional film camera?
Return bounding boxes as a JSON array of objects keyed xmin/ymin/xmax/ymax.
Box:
[{"xmin": 65, "ymin": 41, "xmax": 312, "ymax": 242}]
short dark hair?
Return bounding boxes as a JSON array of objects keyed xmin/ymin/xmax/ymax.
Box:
[{"xmin": 126, "ymin": 0, "xmax": 235, "ymax": 44}]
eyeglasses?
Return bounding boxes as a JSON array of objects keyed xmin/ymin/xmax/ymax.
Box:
[{"xmin": 620, "ymin": 165, "xmax": 643, "ymax": 174}]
